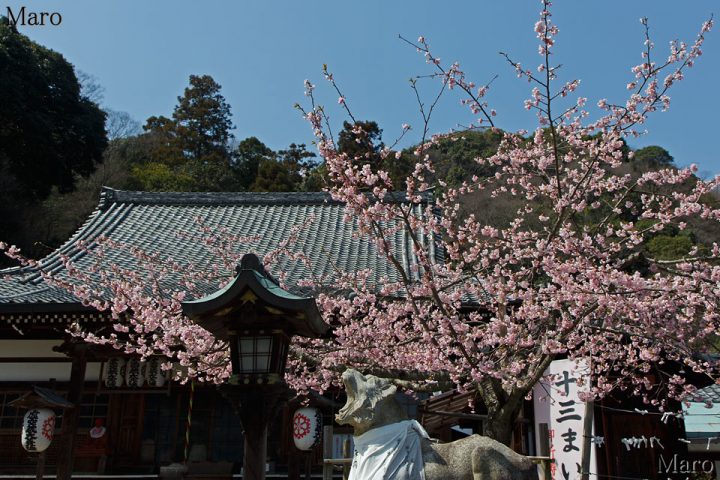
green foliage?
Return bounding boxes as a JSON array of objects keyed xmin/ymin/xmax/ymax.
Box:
[
  {"xmin": 250, "ymin": 143, "xmax": 317, "ymax": 192},
  {"xmin": 425, "ymin": 129, "xmax": 503, "ymax": 186},
  {"xmin": 173, "ymin": 75, "xmax": 234, "ymax": 160},
  {"xmin": 337, "ymin": 120, "xmax": 417, "ymax": 188},
  {"xmin": 37, "ymin": 144, "xmax": 132, "ymax": 249},
  {"xmin": 251, "ymin": 159, "xmax": 297, "ymax": 192},
  {"xmin": 233, "ymin": 137, "xmax": 276, "ymax": 190},
  {"xmin": 301, "ymin": 162, "xmax": 328, "ymax": 191},
  {"xmin": 337, "ymin": 120, "xmax": 384, "ymax": 160},
  {"xmin": 185, "ymin": 155, "xmax": 244, "ymax": 191},
  {"xmin": 636, "ymin": 221, "xmax": 697, "ymax": 261},
  {"xmin": 141, "ymin": 115, "xmax": 183, "ymax": 165},
  {"xmin": 633, "ymin": 145, "xmax": 674, "ymax": 167},
  {"xmin": 0, "ymin": 18, "xmax": 107, "ymax": 200},
  {"xmin": 130, "ymin": 162, "xmax": 194, "ymax": 192},
  {"xmin": 279, "ymin": 142, "xmax": 317, "ymax": 168},
  {"xmin": 129, "ymin": 75, "xmax": 239, "ymax": 191},
  {"xmin": 646, "ymin": 234, "xmax": 694, "ymax": 260},
  {"xmin": 0, "ymin": 17, "xmax": 107, "ymax": 262}
]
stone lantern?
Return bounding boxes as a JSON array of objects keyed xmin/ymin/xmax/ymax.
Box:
[{"xmin": 183, "ymin": 253, "xmax": 329, "ymax": 480}]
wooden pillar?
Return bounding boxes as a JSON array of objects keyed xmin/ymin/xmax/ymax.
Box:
[
  {"xmin": 322, "ymin": 425, "xmax": 333, "ymax": 480},
  {"xmin": 56, "ymin": 343, "xmax": 87, "ymax": 480},
  {"xmin": 287, "ymin": 449, "xmax": 301, "ymax": 480},
  {"xmin": 342, "ymin": 438, "xmax": 350, "ymax": 480},
  {"xmin": 580, "ymin": 401, "xmax": 595, "ymax": 480},
  {"xmin": 220, "ymin": 384, "xmax": 290, "ymax": 480},
  {"xmin": 35, "ymin": 452, "xmax": 45, "ymax": 480},
  {"xmin": 241, "ymin": 402, "xmax": 268, "ymax": 480}
]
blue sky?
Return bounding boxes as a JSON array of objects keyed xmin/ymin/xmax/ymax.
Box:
[{"xmin": 6, "ymin": 1, "xmax": 720, "ymax": 176}]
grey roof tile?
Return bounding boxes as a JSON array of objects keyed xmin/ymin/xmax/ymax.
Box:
[
  {"xmin": 0, "ymin": 188, "xmax": 439, "ymax": 310},
  {"xmin": 692, "ymin": 384, "xmax": 720, "ymax": 403}
]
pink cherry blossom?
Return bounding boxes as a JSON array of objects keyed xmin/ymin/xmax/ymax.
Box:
[{"xmin": 1, "ymin": 3, "xmax": 717, "ymax": 446}]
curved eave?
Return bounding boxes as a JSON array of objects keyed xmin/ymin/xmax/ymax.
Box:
[{"xmin": 182, "ymin": 269, "xmax": 328, "ymax": 339}]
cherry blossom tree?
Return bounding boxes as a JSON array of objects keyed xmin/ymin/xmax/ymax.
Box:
[
  {"xmin": 2, "ymin": 2, "xmax": 719, "ymax": 445},
  {"xmin": 291, "ymin": 2, "xmax": 719, "ymax": 444},
  {"xmin": 1, "ymin": 221, "xmax": 257, "ymax": 383}
]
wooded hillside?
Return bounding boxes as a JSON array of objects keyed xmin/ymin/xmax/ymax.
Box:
[{"xmin": 1, "ymin": 21, "xmax": 716, "ymax": 266}]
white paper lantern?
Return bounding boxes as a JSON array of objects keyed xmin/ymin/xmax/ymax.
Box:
[
  {"xmin": 292, "ymin": 407, "xmax": 322, "ymax": 451},
  {"xmin": 21, "ymin": 408, "xmax": 55, "ymax": 452},
  {"xmin": 104, "ymin": 357, "xmax": 126, "ymax": 388},
  {"xmin": 125, "ymin": 358, "xmax": 146, "ymax": 388},
  {"xmin": 145, "ymin": 356, "xmax": 168, "ymax": 388}
]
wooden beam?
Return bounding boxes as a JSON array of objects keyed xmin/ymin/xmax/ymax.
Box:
[
  {"xmin": 420, "ymin": 409, "xmax": 489, "ymax": 421},
  {"xmin": 0, "ymin": 357, "xmax": 72, "ymax": 363}
]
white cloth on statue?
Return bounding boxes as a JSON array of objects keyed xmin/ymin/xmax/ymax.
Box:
[{"xmin": 348, "ymin": 420, "xmax": 429, "ymax": 480}]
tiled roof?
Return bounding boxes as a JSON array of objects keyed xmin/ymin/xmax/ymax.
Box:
[
  {"xmin": 692, "ymin": 384, "xmax": 720, "ymax": 403},
  {"xmin": 0, "ymin": 188, "xmax": 439, "ymax": 313}
]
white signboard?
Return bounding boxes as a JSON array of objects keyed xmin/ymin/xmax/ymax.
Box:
[{"xmin": 533, "ymin": 358, "xmax": 597, "ymax": 480}]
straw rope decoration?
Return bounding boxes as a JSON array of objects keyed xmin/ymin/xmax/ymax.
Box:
[{"xmin": 184, "ymin": 380, "xmax": 195, "ymax": 464}]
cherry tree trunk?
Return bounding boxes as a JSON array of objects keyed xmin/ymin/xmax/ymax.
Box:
[
  {"xmin": 483, "ymin": 416, "xmax": 514, "ymax": 447},
  {"xmin": 482, "ymin": 399, "xmax": 523, "ymax": 447}
]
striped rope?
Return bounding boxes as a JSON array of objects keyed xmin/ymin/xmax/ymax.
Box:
[{"xmin": 183, "ymin": 380, "xmax": 195, "ymax": 464}]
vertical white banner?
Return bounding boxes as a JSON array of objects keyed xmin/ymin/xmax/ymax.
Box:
[{"xmin": 533, "ymin": 358, "xmax": 597, "ymax": 480}]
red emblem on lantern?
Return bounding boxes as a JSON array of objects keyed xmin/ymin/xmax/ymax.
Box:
[
  {"xmin": 293, "ymin": 413, "xmax": 311, "ymax": 439},
  {"xmin": 41, "ymin": 416, "xmax": 55, "ymax": 441}
]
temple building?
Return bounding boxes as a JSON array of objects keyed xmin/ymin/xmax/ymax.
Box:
[
  {"xmin": 1, "ymin": 187, "xmax": 717, "ymax": 479},
  {"xmin": 0, "ymin": 188, "xmax": 437, "ymax": 478}
]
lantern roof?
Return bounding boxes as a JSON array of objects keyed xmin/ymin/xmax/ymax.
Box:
[
  {"xmin": 182, "ymin": 254, "xmax": 329, "ymax": 340},
  {"xmin": 8, "ymin": 386, "xmax": 74, "ymax": 409}
]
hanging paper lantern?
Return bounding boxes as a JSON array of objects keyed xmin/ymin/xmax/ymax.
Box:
[
  {"xmin": 145, "ymin": 356, "xmax": 168, "ymax": 388},
  {"xmin": 104, "ymin": 357, "xmax": 126, "ymax": 388},
  {"xmin": 292, "ymin": 407, "xmax": 322, "ymax": 451},
  {"xmin": 125, "ymin": 357, "xmax": 146, "ymax": 388},
  {"xmin": 21, "ymin": 408, "xmax": 55, "ymax": 452}
]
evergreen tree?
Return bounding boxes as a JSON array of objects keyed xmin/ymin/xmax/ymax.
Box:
[
  {"xmin": 132, "ymin": 75, "xmax": 238, "ymax": 191},
  {"xmin": 250, "ymin": 143, "xmax": 317, "ymax": 192},
  {"xmin": 0, "ymin": 17, "xmax": 107, "ymax": 261},
  {"xmin": 633, "ymin": 145, "xmax": 674, "ymax": 167},
  {"xmin": 173, "ymin": 75, "xmax": 234, "ymax": 160},
  {"xmin": 337, "ymin": 120, "xmax": 383, "ymax": 161},
  {"xmin": 233, "ymin": 137, "xmax": 276, "ymax": 190},
  {"xmin": 0, "ymin": 17, "xmax": 107, "ymax": 200}
]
